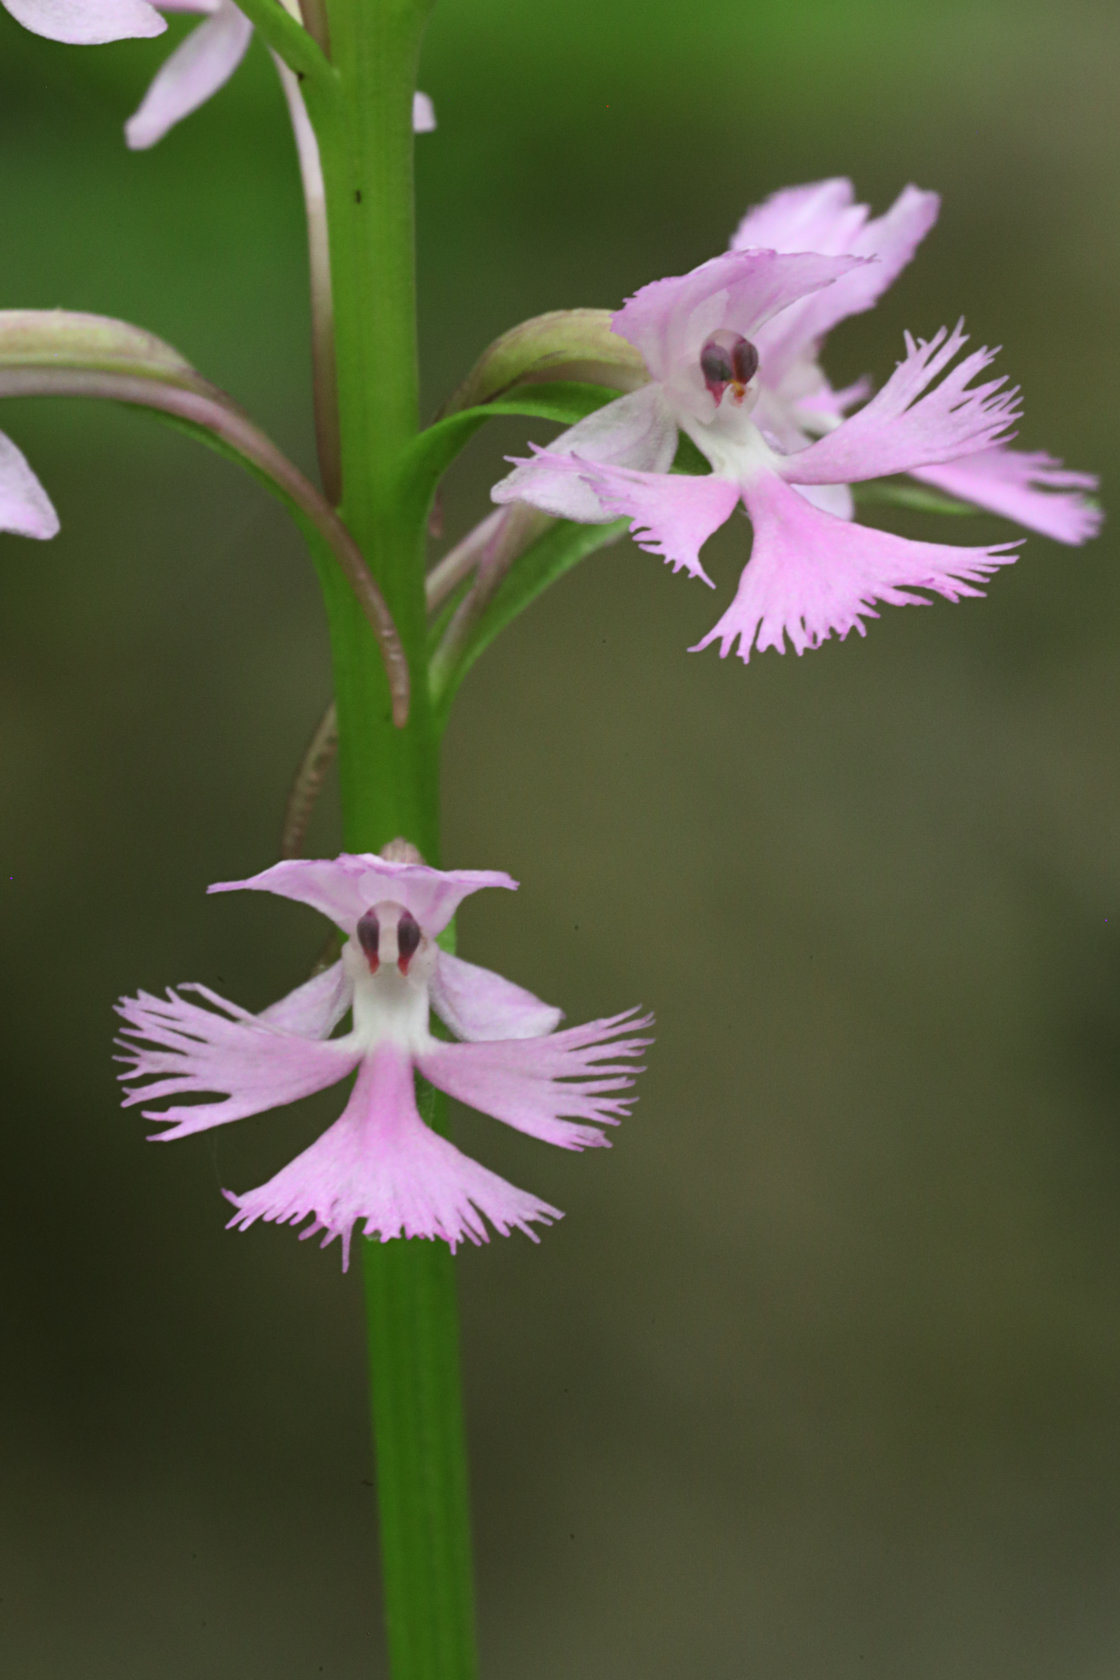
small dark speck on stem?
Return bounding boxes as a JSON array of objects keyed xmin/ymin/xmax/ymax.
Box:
[{"xmin": 354, "ymin": 189, "xmax": 363, "ymax": 204}]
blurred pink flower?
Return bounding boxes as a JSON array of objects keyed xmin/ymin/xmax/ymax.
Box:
[
  {"xmin": 0, "ymin": 431, "xmax": 59, "ymax": 540},
  {"xmin": 494, "ymin": 180, "xmax": 1099, "ymax": 662},
  {"xmin": 3, "ymin": 0, "xmax": 165, "ymax": 44},
  {"xmin": 124, "ymin": 0, "xmax": 435, "ymax": 149},
  {"xmin": 117, "ymin": 852, "xmax": 651, "ymax": 1267}
]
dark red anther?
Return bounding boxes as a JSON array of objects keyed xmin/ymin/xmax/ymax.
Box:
[
  {"xmin": 357, "ymin": 907, "xmax": 381, "ymax": 973},
  {"xmin": 397, "ymin": 908, "xmax": 421, "ymax": 974},
  {"xmin": 699, "ymin": 330, "xmax": 759, "ymax": 405},
  {"xmin": 699, "ymin": 337, "xmax": 734, "ymax": 397},
  {"xmin": 730, "ymin": 337, "xmax": 759, "ymax": 386}
]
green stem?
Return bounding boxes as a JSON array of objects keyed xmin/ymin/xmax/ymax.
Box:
[{"xmin": 312, "ymin": 1, "xmax": 478, "ymax": 1676}]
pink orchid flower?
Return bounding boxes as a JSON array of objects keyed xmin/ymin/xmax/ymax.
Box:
[
  {"xmin": 2, "ymin": 0, "xmax": 165, "ymax": 43},
  {"xmin": 0, "ymin": 431, "xmax": 59, "ymax": 540},
  {"xmin": 124, "ymin": 0, "xmax": 435, "ymax": 150},
  {"xmin": 493, "ymin": 181, "xmax": 1099, "ymax": 663},
  {"xmin": 117, "ymin": 852, "xmax": 652, "ymax": 1268}
]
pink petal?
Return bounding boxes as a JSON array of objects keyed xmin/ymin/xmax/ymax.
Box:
[
  {"xmin": 784, "ymin": 323, "xmax": 1019, "ymax": 486},
  {"xmin": 612, "ymin": 249, "xmax": 869, "ymax": 390},
  {"xmin": 116, "ymin": 982, "xmax": 358, "ymax": 1138},
  {"xmin": 125, "ymin": 0, "xmax": 253, "ymax": 150},
  {"xmin": 208, "ymin": 854, "xmax": 516, "ymax": 938},
  {"xmin": 492, "ymin": 384, "xmax": 677, "ymax": 521},
  {"xmin": 412, "ymin": 90, "xmax": 435, "ymax": 133},
  {"xmin": 257, "ymin": 959, "xmax": 352, "ymax": 1038},
  {"xmin": 417, "ymin": 1008, "xmax": 653, "ymax": 1150},
  {"xmin": 694, "ymin": 468, "xmax": 1020, "ymax": 662},
  {"xmin": 793, "ymin": 481, "xmax": 854, "ymax": 520},
  {"xmin": 567, "ymin": 459, "xmax": 740, "ymax": 584},
  {"xmin": 430, "ymin": 950, "xmax": 562, "ymax": 1041},
  {"xmin": 730, "ymin": 178, "xmax": 870, "ymax": 255},
  {"xmin": 3, "ymin": 0, "xmax": 165, "ymax": 41},
  {"xmin": 736, "ymin": 181, "xmax": 940, "ymax": 389},
  {"xmin": 224, "ymin": 1046, "xmax": 562, "ymax": 1268},
  {"xmin": 0, "ymin": 431, "xmax": 59, "ymax": 539},
  {"xmin": 910, "ymin": 446, "xmax": 1102, "ymax": 545}
]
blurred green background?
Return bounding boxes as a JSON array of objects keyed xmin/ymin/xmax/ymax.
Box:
[{"xmin": 2, "ymin": 1, "xmax": 1119, "ymax": 1675}]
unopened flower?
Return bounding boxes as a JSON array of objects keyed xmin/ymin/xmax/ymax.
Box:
[
  {"xmin": 116, "ymin": 851, "xmax": 651, "ymax": 1267},
  {"xmin": 124, "ymin": 0, "xmax": 435, "ymax": 150},
  {"xmin": 3, "ymin": 0, "xmax": 164, "ymax": 43},
  {"xmin": 493, "ymin": 180, "xmax": 1099, "ymax": 662},
  {"xmin": 0, "ymin": 431, "xmax": 59, "ymax": 540}
]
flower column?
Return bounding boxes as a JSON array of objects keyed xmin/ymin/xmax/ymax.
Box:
[{"xmin": 304, "ymin": 0, "xmax": 477, "ymax": 1675}]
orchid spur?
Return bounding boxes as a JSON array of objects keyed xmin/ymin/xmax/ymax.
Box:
[
  {"xmin": 493, "ymin": 180, "xmax": 1099, "ymax": 663},
  {"xmin": 117, "ymin": 849, "xmax": 652, "ymax": 1268}
]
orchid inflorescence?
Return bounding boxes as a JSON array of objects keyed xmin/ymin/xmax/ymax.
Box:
[
  {"xmin": 4, "ymin": 0, "xmax": 1101, "ymax": 1668},
  {"xmin": 0, "ymin": 0, "xmax": 1100, "ymax": 1261}
]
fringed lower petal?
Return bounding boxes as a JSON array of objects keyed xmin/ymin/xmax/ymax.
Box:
[
  {"xmin": 417, "ymin": 1008, "xmax": 653, "ymax": 1148},
  {"xmin": 695, "ymin": 469, "xmax": 1020, "ymax": 662},
  {"xmin": 223, "ymin": 1045, "xmax": 562, "ymax": 1269},
  {"xmin": 116, "ymin": 982, "xmax": 358, "ymax": 1136}
]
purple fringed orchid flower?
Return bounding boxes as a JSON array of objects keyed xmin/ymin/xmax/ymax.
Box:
[
  {"xmin": 2, "ymin": 0, "xmax": 165, "ymax": 43},
  {"xmin": 116, "ymin": 850, "xmax": 651, "ymax": 1268},
  {"xmin": 123, "ymin": 0, "xmax": 436, "ymax": 150},
  {"xmin": 493, "ymin": 179, "xmax": 1099, "ymax": 663}
]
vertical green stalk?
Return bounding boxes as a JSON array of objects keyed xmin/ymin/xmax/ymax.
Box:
[{"xmin": 309, "ymin": 2, "xmax": 478, "ymax": 1675}]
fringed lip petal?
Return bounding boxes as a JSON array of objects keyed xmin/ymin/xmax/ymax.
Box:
[
  {"xmin": 208, "ymin": 854, "xmax": 517, "ymax": 937},
  {"xmin": 567, "ymin": 458, "xmax": 740, "ymax": 584},
  {"xmin": 782, "ymin": 323, "xmax": 1019, "ymax": 486},
  {"xmin": 417, "ymin": 1008, "xmax": 653, "ymax": 1151},
  {"xmin": 3, "ymin": 0, "xmax": 165, "ymax": 41},
  {"xmin": 909, "ymin": 446, "xmax": 1102, "ymax": 545},
  {"xmin": 430, "ymin": 950, "xmax": 562, "ymax": 1042},
  {"xmin": 491, "ymin": 384, "xmax": 677, "ymax": 521},
  {"xmin": 125, "ymin": 0, "xmax": 253, "ymax": 150},
  {"xmin": 116, "ymin": 981, "xmax": 359, "ymax": 1137},
  {"xmin": 693, "ymin": 469, "xmax": 1020, "ymax": 662},
  {"xmin": 224, "ymin": 1046, "xmax": 562, "ymax": 1270},
  {"xmin": 0, "ymin": 431, "xmax": 60, "ymax": 539}
]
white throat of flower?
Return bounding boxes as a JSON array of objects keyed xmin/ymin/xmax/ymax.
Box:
[
  {"xmin": 673, "ymin": 328, "xmax": 781, "ymax": 486},
  {"xmin": 343, "ymin": 899, "xmax": 437, "ymax": 1053}
]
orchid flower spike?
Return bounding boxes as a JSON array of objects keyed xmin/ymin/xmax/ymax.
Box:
[
  {"xmin": 3, "ymin": 0, "xmax": 165, "ymax": 43},
  {"xmin": 123, "ymin": 0, "xmax": 436, "ymax": 150},
  {"xmin": 116, "ymin": 848, "xmax": 652, "ymax": 1268},
  {"xmin": 493, "ymin": 179, "xmax": 1100, "ymax": 664}
]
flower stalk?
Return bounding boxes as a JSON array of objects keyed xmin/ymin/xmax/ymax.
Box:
[{"xmin": 307, "ymin": 0, "xmax": 478, "ymax": 1673}]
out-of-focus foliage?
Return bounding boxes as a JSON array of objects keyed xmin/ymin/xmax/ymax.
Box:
[{"xmin": 1, "ymin": 2, "xmax": 1118, "ymax": 1677}]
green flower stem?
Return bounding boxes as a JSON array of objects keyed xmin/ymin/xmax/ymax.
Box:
[
  {"xmin": 231, "ymin": 0, "xmax": 335, "ymax": 84},
  {"xmin": 312, "ymin": 1, "xmax": 478, "ymax": 1677}
]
